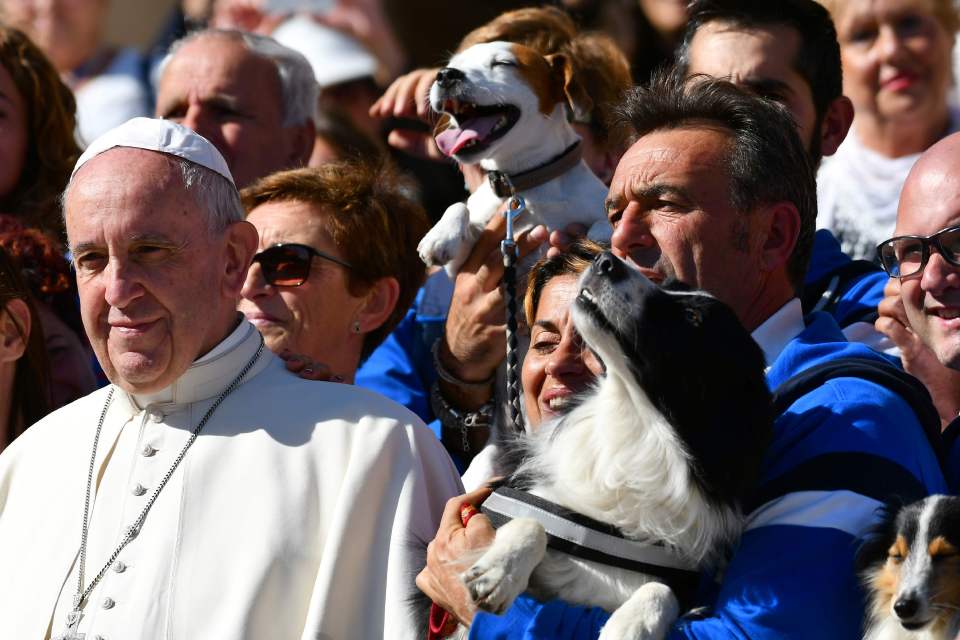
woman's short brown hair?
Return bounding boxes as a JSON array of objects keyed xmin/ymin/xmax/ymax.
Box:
[
  {"xmin": 525, "ymin": 239, "xmax": 606, "ymax": 322},
  {"xmin": 241, "ymin": 161, "xmax": 430, "ymax": 360},
  {"xmin": 0, "ymin": 25, "xmax": 80, "ymax": 240}
]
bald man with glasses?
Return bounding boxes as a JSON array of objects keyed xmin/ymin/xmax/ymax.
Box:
[{"xmin": 877, "ymin": 131, "xmax": 960, "ymax": 489}]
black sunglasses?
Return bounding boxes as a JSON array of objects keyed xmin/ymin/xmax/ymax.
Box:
[
  {"xmin": 252, "ymin": 243, "xmax": 353, "ymax": 287},
  {"xmin": 877, "ymin": 225, "xmax": 960, "ymax": 278}
]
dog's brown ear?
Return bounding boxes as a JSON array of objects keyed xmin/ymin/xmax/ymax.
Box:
[{"xmin": 546, "ymin": 53, "xmax": 593, "ymax": 124}]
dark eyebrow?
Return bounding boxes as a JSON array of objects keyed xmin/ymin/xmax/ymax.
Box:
[
  {"xmin": 71, "ymin": 241, "xmax": 104, "ymax": 256},
  {"xmin": 634, "ymin": 183, "xmax": 693, "ymax": 202},
  {"xmin": 740, "ymin": 78, "xmax": 794, "ymax": 98}
]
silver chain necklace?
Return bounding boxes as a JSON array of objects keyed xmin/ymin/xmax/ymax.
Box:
[{"xmin": 58, "ymin": 336, "xmax": 264, "ymax": 640}]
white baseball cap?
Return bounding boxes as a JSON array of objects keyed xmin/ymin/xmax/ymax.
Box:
[{"xmin": 271, "ymin": 14, "xmax": 378, "ymax": 88}]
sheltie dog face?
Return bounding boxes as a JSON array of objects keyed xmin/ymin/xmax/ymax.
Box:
[{"xmin": 861, "ymin": 495, "xmax": 960, "ymax": 640}]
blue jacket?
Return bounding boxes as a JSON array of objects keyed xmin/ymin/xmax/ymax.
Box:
[
  {"xmin": 355, "ymin": 272, "xmax": 451, "ymax": 430},
  {"xmin": 803, "ymin": 230, "xmax": 888, "ymax": 340},
  {"xmin": 469, "ymin": 311, "xmax": 947, "ymax": 640}
]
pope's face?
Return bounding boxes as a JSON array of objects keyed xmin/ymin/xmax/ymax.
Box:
[{"xmin": 66, "ymin": 148, "xmax": 236, "ymax": 393}]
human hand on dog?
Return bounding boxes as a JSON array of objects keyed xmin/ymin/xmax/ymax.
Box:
[
  {"xmin": 417, "ymin": 485, "xmax": 497, "ymax": 627},
  {"xmin": 877, "ymin": 278, "xmax": 960, "ymax": 427},
  {"xmin": 369, "ymin": 68, "xmax": 446, "ymax": 160},
  {"xmin": 439, "ymin": 214, "xmax": 548, "ymax": 413},
  {"xmin": 278, "ymin": 350, "xmax": 346, "ymax": 383}
]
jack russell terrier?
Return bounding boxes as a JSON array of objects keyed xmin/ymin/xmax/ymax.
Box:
[{"xmin": 418, "ymin": 41, "xmax": 611, "ymax": 276}]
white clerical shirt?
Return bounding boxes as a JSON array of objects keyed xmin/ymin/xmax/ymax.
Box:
[{"xmin": 0, "ymin": 320, "xmax": 462, "ymax": 639}]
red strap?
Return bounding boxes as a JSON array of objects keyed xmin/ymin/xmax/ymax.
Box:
[{"xmin": 428, "ymin": 602, "xmax": 457, "ymax": 639}]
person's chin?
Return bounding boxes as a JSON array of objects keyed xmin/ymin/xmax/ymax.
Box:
[{"xmin": 107, "ymin": 352, "xmax": 175, "ymax": 393}]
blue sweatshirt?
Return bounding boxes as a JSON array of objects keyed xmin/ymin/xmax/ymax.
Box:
[
  {"xmin": 804, "ymin": 229, "xmax": 888, "ymax": 332},
  {"xmin": 469, "ymin": 311, "xmax": 947, "ymax": 640},
  {"xmin": 355, "ymin": 272, "xmax": 451, "ymax": 428}
]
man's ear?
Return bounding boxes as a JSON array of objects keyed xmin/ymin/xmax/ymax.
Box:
[
  {"xmin": 545, "ymin": 53, "xmax": 592, "ymax": 124},
  {"xmin": 287, "ymin": 119, "xmax": 317, "ymax": 169},
  {"xmin": 818, "ymin": 96, "xmax": 853, "ymax": 158},
  {"xmin": 0, "ymin": 299, "xmax": 31, "ymax": 364},
  {"xmin": 355, "ymin": 276, "xmax": 400, "ymax": 336},
  {"xmin": 759, "ymin": 202, "xmax": 801, "ymax": 273},
  {"xmin": 222, "ymin": 220, "xmax": 259, "ymax": 299}
]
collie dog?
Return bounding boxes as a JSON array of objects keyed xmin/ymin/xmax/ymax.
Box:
[
  {"xmin": 461, "ymin": 252, "xmax": 773, "ymax": 639},
  {"xmin": 860, "ymin": 495, "xmax": 960, "ymax": 640}
]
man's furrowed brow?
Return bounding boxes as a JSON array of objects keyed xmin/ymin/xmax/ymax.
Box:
[
  {"xmin": 634, "ymin": 183, "xmax": 692, "ymax": 202},
  {"xmin": 741, "ymin": 78, "xmax": 793, "ymax": 100}
]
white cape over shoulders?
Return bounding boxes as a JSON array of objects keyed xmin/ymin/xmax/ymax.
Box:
[{"xmin": 0, "ymin": 321, "xmax": 462, "ymax": 640}]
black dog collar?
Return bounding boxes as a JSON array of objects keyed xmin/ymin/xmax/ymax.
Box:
[
  {"xmin": 481, "ymin": 485, "xmax": 701, "ymax": 590},
  {"xmin": 487, "ymin": 141, "xmax": 583, "ymax": 198}
]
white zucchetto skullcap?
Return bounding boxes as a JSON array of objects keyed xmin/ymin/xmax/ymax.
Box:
[{"xmin": 72, "ymin": 117, "xmax": 235, "ymax": 186}]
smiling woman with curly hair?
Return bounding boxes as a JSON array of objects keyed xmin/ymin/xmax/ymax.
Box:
[{"xmin": 0, "ymin": 25, "xmax": 80, "ymax": 240}]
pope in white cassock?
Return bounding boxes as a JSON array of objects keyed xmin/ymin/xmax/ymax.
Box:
[{"xmin": 0, "ymin": 118, "xmax": 463, "ymax": 640}]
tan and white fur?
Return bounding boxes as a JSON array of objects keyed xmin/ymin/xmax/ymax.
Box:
[
  {"xmin": 418, "ymin": 41, "xmax": 610, "ymax": 277},
  {"xmin": 861, "ymin": 495, "xmax": 960, "ymax": 640}
]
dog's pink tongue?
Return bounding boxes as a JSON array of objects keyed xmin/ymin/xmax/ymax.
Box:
[{"xmin": 435, "ymin": 115, "xmax": 500, "ymax": 156}]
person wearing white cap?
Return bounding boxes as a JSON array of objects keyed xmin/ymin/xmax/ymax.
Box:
[
  {"xmin": 0, "ymin": 117, "xmax": 461, "ymax": 640},
  {"xmin": 155, "ymin": 29, "xmax": 317, "ymax": 188}
]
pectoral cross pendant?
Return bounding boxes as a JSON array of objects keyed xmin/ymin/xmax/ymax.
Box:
[{"xmin": 55, "ymin": 608, "xmax": 84, "ymax": 640}]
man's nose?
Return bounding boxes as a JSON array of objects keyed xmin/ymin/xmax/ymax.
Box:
[
  {"xmin": 921, "ymin": 251, "xmax": 960, "ymax": 296},
  {"xmin": 611, "ymin": 208, "xmax": 656, "ymax": 260},
  {"xmin": 103, "ymin": 260, "xmax": 144, "ymax": 309},
  {"xmin": 180, "ymin": 102, "xmax": 216, "ymax": 142}
]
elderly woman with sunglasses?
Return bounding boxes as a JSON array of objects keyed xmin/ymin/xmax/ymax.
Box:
[{"xmin": 239, "ymin": 161, "xmax": 429, "ymax": 385}]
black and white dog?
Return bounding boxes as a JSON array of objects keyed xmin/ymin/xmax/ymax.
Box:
[{"xmin": 463, "ymin": 253, "xmax": 773, "ymax": 639}]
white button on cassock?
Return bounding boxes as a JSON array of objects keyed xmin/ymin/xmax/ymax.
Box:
[
  {"xmin": 102, "ymin": 597, "xmax": 115, "ymax": 609},
  {"xmin": 141, "ymin": 444, "xmax": 157, "ymax": 457},
  {"xmin": 113, "ymin": 561, "xmax": 126, "ymax": 573},
  {"xmin": 132, "ymin": 483, "xmax": 146, "ymax": 497}
]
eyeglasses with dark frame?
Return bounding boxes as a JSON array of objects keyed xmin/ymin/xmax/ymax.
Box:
[
  {"xmin": 877, "ymin": 225, "xmax": 960, "ymax": 278},
  {"xmin": 252, "ymin": 243, "xmax": 353, "ymax": 287}
]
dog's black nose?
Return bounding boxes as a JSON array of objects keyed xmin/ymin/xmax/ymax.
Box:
[
  {"xmin": 436, "ymin": 67, "xmax": 466, "ymax": 88},
  {"xmin": 594, "ymin": 252, "xmax": 623, "ymax": 280},
  {"xmin": 894, "ymin": 596, "xmax": 920, "ymax": 620}
]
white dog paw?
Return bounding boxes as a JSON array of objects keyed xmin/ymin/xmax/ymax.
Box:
[
  {"xmin": 462, "ymin": 557, "xmax": 527, "ymax": 614},
  {"xmin": 461, "ymin": 518, "xmax": 547, "ymax": 615},
  {"xmin": 418, "ymin": 203, "xmax": 471, "ymax": 268},
  {"xmin": 598, "ymin": 582, "xmax": 679, "ymax": 640}
]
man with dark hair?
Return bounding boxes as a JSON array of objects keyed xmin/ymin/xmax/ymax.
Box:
[
  {"xmin": 677, "ymin": 0, "xmax": 890, "ymax": 349},
  {"xmin": 419, "ymin": 74, "xmax": 946, "ymax": 639}
]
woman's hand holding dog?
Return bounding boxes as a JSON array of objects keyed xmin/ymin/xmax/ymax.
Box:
[{"xmin": 417, "ymin": 486, "xmax": 497, "ymax": 627}]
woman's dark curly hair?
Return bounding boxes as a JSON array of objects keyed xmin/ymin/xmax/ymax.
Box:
[{"xmin": 0, "ymin": 25, "xmax": 80, "ymax": 240}]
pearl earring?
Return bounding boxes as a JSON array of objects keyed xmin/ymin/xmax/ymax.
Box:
[{"xmin": 352, "ymin": 321, "xmax": 361, "ymax": 334}]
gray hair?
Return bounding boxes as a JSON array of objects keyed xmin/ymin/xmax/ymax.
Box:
[
  {"xmin": 161, "ymin": 29, "xmax": 318, "ymax": 127},
  {"xmin": 62, "ymin": 153, "xmax": 244, "ymax": 235}
]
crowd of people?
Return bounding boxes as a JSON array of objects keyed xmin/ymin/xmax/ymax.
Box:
[{"xmin": 1, "ymin": 0, "xmax": 959, "ymax": 638}]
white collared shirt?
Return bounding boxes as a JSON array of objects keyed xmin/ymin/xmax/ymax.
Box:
[{"xmin": 750, "ymin": 298, "xmax": 806, "ymax": 371}]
